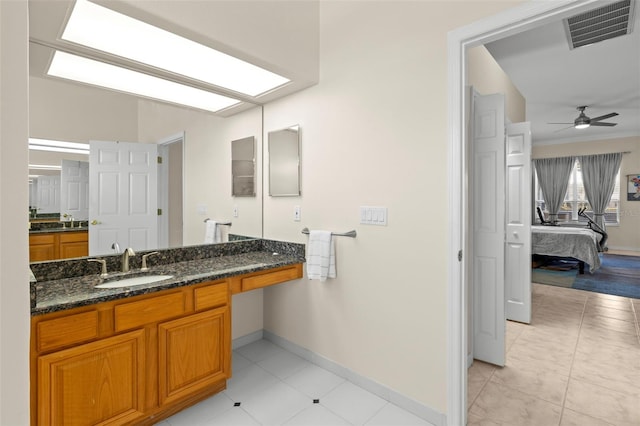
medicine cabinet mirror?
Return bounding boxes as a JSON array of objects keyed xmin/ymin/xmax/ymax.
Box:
[
  {"xmin": 268, "ymin": 125, "xmax": 300, "ymax": 196},
  {"xmin": 231, "ymin": 136, "xmax": 256, "ymax": 197}
]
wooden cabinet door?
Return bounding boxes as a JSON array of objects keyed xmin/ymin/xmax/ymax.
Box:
[
  {"xmin": 37, "ymin": 330, "xmax": 146, "ymax": 426},
  {"xmin": 59, "ymin": 232, "xmax": 88, "ymax": 259},
  {"xmin": 30, "ymin": 234, "xmax": 57, "ymax": 262},
  {"xmin": 158, "ymin": 307, "xmax": 230, "ymax": 406}
]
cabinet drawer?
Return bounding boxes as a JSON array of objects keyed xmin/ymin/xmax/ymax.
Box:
[
  {"xmin": 194, "ymin": 282, "xmax": 228, "ymax": 311},
  {"xmin": 59, "ymin": 231, "xmax": 88, "ymax": 243},
  {"xmin": 241, "ymin": 266, "xmax": 301, "ymax": 292},
  {"xmin": 37, "ymin": 310, "xmax": 99, "ymax": 352},
  {"xmin": 29, "ymin": 234, "xmax": 56, "ymax": 245},
  {"xmin": 115, "ymin": 292, "xmax": 185, "ymax": 332}
]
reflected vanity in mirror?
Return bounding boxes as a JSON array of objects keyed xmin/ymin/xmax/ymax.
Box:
[
  {"xmin": 232, "ymin": 136, "xmax": 256, "ymax": 197},
  {"xmin": 268, "ymin": 125, "xmax": 300, "ymax": 196}
]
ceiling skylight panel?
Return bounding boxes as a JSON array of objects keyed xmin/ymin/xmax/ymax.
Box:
[
  {"xmin": 62, "ymin": 0, "xmax": 290, "ymax": 97},
  {"xmin": 48, "ymin": 51, "xmax": 241, "ymax": 112}
]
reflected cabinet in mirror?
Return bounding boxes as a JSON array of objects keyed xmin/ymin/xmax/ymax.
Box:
[
  {"xmin": 268, "ymin": 125, "xmax": 300, "ymax": 197},
  {"xmin": 232, "ymin": 136, "xmax": 256, "ymax": 197}
]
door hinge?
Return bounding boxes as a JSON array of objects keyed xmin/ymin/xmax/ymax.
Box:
[
  {"xmin": 157, "ymin": 208, "xmax": 163, "ymax": 216},
  {"xmin": 457, "ymin": 250, "xmax": 463, "ymax": 261},
  {"xmin": 157, "ymin": 156, "xmax": 163, "ymax": 164}
]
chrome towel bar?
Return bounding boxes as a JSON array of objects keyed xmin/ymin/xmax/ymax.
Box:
[
  {"xmin": 204, "ymin": 218, "xmax": 232, "ymax": 226},
  {"xmin": 301, "ymin": 227, "xmax": 356, "ymax": 238}
]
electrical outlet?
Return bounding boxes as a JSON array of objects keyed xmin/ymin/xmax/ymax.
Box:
[
  {"xmin": 294, "ymin": 205, "xmax": 301, "ymax": 222},
  {"xmin": 233, "ymin": 205, "xmax": 238, "ymax": 218}
]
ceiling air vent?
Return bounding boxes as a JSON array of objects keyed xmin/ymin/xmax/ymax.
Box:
[{"xmin": 564, "ymin": 0, "xmax": 636, "ymax": 49}]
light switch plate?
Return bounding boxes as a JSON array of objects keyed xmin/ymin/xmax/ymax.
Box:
[
  {"xmin": 233, "ymin": 205, "xmax": 238, "ymax": 218},
  {"xmin": 294, "ymin": 205, "xmax": 301, "ymax": 221},
  {"xmin": 360, "ymin": 206, "xmax": 387, "ymax": 226}
]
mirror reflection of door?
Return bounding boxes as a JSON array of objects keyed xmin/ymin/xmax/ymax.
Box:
[
  {"xmin": 60, "ymin": 159, "xmax": 89, "ymax": 221},
  {"xmin": 89, "ymin": 140, "xmax": 158, "ymax": 256}
]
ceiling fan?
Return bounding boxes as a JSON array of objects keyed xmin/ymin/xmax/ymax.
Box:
[{"xmin": 549, "ymin": 106, "xmax": 618, "ymax": 131}]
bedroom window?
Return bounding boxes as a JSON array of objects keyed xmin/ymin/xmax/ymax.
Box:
[{"xmin": 534, "ymin": 159, "xmax": 620, "ymax": 225}]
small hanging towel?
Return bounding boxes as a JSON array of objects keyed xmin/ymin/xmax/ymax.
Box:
[
  {"xmin": 204, "ymin": 220, "xmax": 221, "ymax": 243},
  {"xmin": 307, "ymin": 230, "xmax": 336, "ymax": 281}
]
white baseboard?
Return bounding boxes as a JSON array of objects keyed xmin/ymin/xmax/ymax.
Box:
[
  {"xmin": 254, "ymin": 330, "xmax": 447, "ymax": 426},
  {"xmin": 232, "ymin": 329, "xmax": 263, "ymax": 350},
  {"xmin": 606, "ymin": 246, "xmax": 640, "ymax": 255}
]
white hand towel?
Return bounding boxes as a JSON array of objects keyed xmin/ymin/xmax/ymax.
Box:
[
  {"xmin": 204, "ymin": 220, "xmax": 221, "ymax": 244},
  {"xmin": 307, "ymin": 230, "xmax": 336, "ymax": 281}
]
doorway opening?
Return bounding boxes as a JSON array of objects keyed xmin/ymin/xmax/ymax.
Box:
[
  {"xmin": 447, "ymin": 1, "xmax": 604, "ymax": 425},
  {"xmin": 157, "ymin": 132, "xmax": 184, "ymax": 249}
]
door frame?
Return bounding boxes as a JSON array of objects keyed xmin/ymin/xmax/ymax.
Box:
[
  {"xmin": 446, "ymin": 1, "xmax": 602, "ymax": 424},
  {"xmin": 157, "ymin": 132, "xmax": 185, "ymax": 249}
]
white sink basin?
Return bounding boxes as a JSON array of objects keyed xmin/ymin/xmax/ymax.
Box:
[{"xmin": 95, "ymin": 274, "xmax": 174, "ymax": 289}]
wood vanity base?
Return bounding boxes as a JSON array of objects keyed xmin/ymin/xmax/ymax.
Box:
[{"xmin": 30, "ymin": 263, "xmax": 302, "ymax": 425}]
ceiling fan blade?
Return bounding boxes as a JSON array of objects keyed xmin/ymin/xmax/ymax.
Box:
[
  {"xmin": 547, "ymin": 122, "xmax": 574, "ymax": 125},
  {"xmin": 590, "ymin": 112, "xmax": 619, "ymax": 122},
  {"xmin": 553, "ymin": 125, "xmax": 575, "ymax": 133},
  {"xmin": 590, "ymin": 122, "xmax": 617, "ymax": 127}
]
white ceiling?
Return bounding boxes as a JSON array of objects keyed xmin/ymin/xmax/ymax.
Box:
[
  {"xmin": 28, "ymin": 0, "xmax": 320, "ymax": 116},
  {"xmin": 485, "ymin": 1, "xmax": 640, "ymax": 145}
]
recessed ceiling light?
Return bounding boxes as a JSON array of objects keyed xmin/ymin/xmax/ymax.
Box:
[
  {"xmin": 28, "ymin": 164, "xmax": 63, "ymax": 171},
  {"xmin": 47, "ymin": 51, "xmax": 241, "ymax": 113},
  {"xmin": 29, "ymin": 138, "xmax": 90, "ymax": 155},
  {"xmin": 62, "ymin": 0, "xmax": 290, "ymax": 97}
]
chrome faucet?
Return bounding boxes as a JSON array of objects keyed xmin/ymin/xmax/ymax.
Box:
[
  {"xmin": 111, "ymin": 242, "xmax": 120, "ymax": 254},
  {"xmin": 121, "ymin": 247, "xmax": 135, "ymax": 272}
]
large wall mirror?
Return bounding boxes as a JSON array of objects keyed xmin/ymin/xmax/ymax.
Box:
[
  {"xmin": 28, "ymin": 56, "xmax": 264, "ymax": 262},
  {"xmin": 268, "ymin": 125, "xmax": 301, "ymax": 197}
]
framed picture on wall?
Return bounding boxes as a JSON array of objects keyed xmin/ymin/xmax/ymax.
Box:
[{"xmin": 627, "ymin": 174, "xmax": 640, "ymax": 201}]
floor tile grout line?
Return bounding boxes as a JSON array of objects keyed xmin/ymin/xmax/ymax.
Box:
[
  {"xmin": 558, "ymin": 288, "xmax": 590, "ymax": 425},
  {"xmin": 557, "ymin": 294, "xmax": 587, "ymax": 426}
]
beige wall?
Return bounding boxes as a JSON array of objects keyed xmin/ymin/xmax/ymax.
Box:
[
  {"xmin": 262, "ymin": 1, "xmax": 522, "ymax": 414},
  {"xmin": 29, "ymin": 76, "xmax": 139, "ymax": 143},
  {"xmin": 467, "ymin": 45, "xmax": 526, "ymax": 123},
  {"xmin": 533, "ymin": 136, "xmax": 640, "ymax": 252},
  {"xmin": 0, "ymin": 0, "xmax": 30, "ymax": 423}
]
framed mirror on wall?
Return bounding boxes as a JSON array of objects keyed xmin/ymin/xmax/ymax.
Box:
[
  {"xmin": 268, "ymin": 125, "xmax": 300, "ymax": 196},
  {"xmin": 232, "ymin": 136, "xmax": 256, "ymax": 197}
]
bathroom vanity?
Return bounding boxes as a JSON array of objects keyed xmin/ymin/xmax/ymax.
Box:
[{"xmin": 29, "ymin": 239, "xmax": 304, "ymax": 425}]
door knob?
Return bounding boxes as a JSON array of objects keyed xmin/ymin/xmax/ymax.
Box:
[{"xmin": 90, "ymin": 220, "xmax": 101, "ymax": 225}]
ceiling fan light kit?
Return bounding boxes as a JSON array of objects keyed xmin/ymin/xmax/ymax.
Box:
[{"xmin": 549, "ymin": 105, "xmax": 619, "ymax": 132}]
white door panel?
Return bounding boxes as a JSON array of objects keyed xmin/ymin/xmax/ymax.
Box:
[
  {"xmin": 89, "ymin": 141, "xmax": 158, "ymax": 256},
  {"xmin": 60, "ymin": 159, "xmax": 89, "ymax": 221},
  {"xmin": 505, "ymin": 123, "xmax": 532, "ymax": 324},
  {"xmin": 472, "ymin": 93, "xmax": 506, "ymax": 367}
]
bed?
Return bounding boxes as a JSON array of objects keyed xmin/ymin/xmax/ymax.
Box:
[{"xmin": 531, "ymin": 225, "xmax": 601, "ymax": 273}]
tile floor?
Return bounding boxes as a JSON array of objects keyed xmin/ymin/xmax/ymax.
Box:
[
  {"xmin": 468, "ymin": 283, "xmax": 640, "ymax": 426},
  {"xmin": 155, "ymin": 281, "xmax": 640, "ymax": 426},
  {"xmin": 155, "ymin": 339, "xmax": 434, "ymax": 426}
]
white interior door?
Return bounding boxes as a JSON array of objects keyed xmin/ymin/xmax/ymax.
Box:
[
  {"xmin": 89, "ymin": 141, "xmax": 158, "ymax": 256},
  {"xmin": 60, "ymin": 159, "xmax": 89, "ymax": 221},
  {"xmin": 472, "ymin": 93, "xmax": 506, "ymax": 367},
  {"xmin": 505, "ymin": 122, "xmax": 532, "ymax": 324},
  {"xmin": 36, "ymin": 175, "xmax": 60, "ymax": 214}
]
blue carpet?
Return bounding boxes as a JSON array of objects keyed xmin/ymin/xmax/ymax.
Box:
[{"xmin": 572, "ymin": 254, "xmax": 640, "ymax": 299}]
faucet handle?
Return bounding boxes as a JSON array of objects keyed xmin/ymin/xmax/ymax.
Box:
[
  {"xmin": 88, "ymin": 259, "xmax": 108, "ymax": 278},
  {"xmin": 141, "ymin": 252, "xmax": 159, "ymax": 271}
]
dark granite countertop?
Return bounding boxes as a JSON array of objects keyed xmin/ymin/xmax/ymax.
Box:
[
  {"xmin": 31, "ymin": 239, "xmax": 305, "ymax": 316},
  {"xmin": 29, "ymin": 227, "xmax": 89, "ymax": 234}
]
